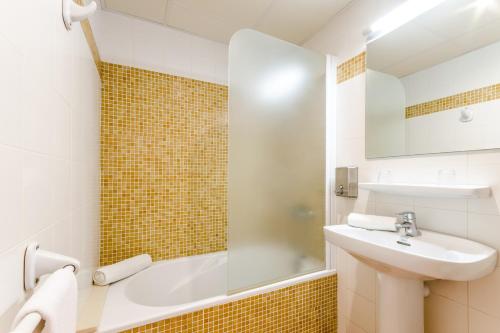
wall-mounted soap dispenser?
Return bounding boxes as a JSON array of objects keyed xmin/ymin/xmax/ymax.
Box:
[{"xmin": 335, "ymin": 166, "xmax": 358, "ymax": 198}]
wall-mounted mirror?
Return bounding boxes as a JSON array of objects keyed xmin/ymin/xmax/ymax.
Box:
[{"xmin": 366, "ymin": 0, "xmax": 500, "ymax": 158}]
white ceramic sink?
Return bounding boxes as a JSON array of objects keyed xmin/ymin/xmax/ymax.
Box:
[
  {"xmin": 324, "ymin": 224, "xmax": 497, "ymax": 281},
  {"xmin": 325, "ymin": 224, "xmax": 497, "ymax": 333}
]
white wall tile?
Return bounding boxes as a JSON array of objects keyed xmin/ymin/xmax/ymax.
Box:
[
  {"xmin": 344, "ymin": 289, "xmax": 376, "ymax": 333},
  {"xmin": 0, "ymin": 0, "xmax": 100, "ymax": 325},
  {"xmin": 191, "ymin": 55, "xmax": 218, "ymax": 83},
  {"xmin": 470, "ymin": 267, "xmax": 500, "ymax": 318},
  {"xmin": 374, "ymin": 192, "xmax": 413, "ymax": 206},
  {"xmin": 48, "ymin": 97, "xmax": 71, "ymax": 159},
  {"xmin": 467, "ymin": 165, "xmax": 500, "ymax": 190},
  {"xmin": 468, "ymin": 195, "xmax": 500, "ymax": 216},
  {"xmin": 468, "ymin": 150, "xmax": 500, "ymax": 167},
  {"xmin": 468, "ymin": 213, "xmax": 500, "ymax": 263},
  {"xmin": 0, "ymin": 33, "xmax": 23, "ymax": 148},
  {"xmin": 18, "ymin": 0, "xmax": 54, "ymax": 87},
  {"xmin": 90, "ymin": 9, "xmax": 229, "ymax": 85},
  {"xmin": 375, "ymin": 202, "xmax": 413, "ymax": 217},
  {"xmin": 347, "ymin": 257, "xmax": 376, "ymax": 302},
  {"xmin": 469, "ymin": 308, "xmax": 500, "ymax": 333},
  {"xmin": 131, "ymin": 18, "xmax": 171, "ymax": 73},
  {"xmin": 53, "ymin": 218, "xmax": 73, "ymax": 257},
  {"xmin": 424, "ymin": 293, "xmax": 468, "ymax": 333},
  {"xmin": 336, "ymin": 75, "xmax": 365, "ymax": 141},
  {"xmin": 22, "ymin": 152, "xmax": 52, "ymax": 235},
  {"xmin": 339, "ymin": 313, "xmax": 369, "ymax": 333},
  {"xmin": 88, "ymin": 10, "xmax": 134, "ymax": 67},
  {"xmin": 0, "ymin": 146, "xmax": 23, "ymax": 254},
  {"xmin": 413, "ymin": 197, "xmax": 466, "ymax": 212},
  {"xmin": 413, "ymin": 206, "xmax": 467, "ymax": 237},
  {"xmin": 467, "ymin": 165, "xmax": 500, "ymax": 215},
  {"xmin": 50, "ymin": 159, "xmax": 71, "ymax": 222},
  {"xmin": 52, "ymin": 20, "xmax": 75, "ymax": 106},
  {"xmin": 343, "ymin": 190, "xmax": 372, "ymax": 215},
  {"xmin": 427, "ymin": 280, "xmax": 468, "ymax": 305},
  {"xmin": 336, "ymin": 249, "xmax": 350, "ymax": 288},
  {"xmin": 25, "ymin": 31, "xmax": 75, "ymax": 157},
  {"xmin": 337, "ymin": 138, "xmax": 365, "ymax": 168},
  {"xmin": 0, "ymin": 243, "xmax": 27, "ymax": 318}
]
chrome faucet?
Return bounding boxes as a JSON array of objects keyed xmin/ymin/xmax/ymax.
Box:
[{"xmin": 396, "ymin": 212, "xmax": 421, "ymax": 237}]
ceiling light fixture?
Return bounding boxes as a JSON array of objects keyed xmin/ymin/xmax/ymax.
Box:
[{"xmin": 368, "ymin": 0, "xmax": 446, "ymax": 41}]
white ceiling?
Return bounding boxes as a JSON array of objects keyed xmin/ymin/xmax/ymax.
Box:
[
  {"xmin": 368, "ymin": 0, "xmax": 500, "ymax": 77},
  {"xmin": 100, "ymin": 0, "xmax": 352, "ymax": 44}
]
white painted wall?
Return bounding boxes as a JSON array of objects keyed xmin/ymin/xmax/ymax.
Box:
[
  {"xmin": 305, "ymin": 1, "xmax": 500, "ymax": 332},
  {"xmin": 0, "ymin": 0, "xmax": 101, "ymax": 330},
  {"xmin": 90, "ymin": 9, "xmax": 229, "ymax": 85}
]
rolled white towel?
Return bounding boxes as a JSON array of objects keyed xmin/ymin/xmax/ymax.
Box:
[
  {"xmin": 93, "ymin": 254, "xmax": 152, "ymax": 286},
  {"xmin": 347, "ymin": 213, "xmax": 397, "ymax": 232}
]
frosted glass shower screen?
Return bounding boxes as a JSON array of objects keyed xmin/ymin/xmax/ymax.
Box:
[{"xmin": 228, "ymin": 30, "xmax": 326, "ymax": 293}]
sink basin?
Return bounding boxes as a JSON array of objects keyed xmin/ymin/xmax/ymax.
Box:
[
  {"xmin": 325, "ymin": 224, "xmax": 497, "ymax": 281},
  {"xmin": 325, "ymin": 224, "xmax": 498, "ymax": 333}
]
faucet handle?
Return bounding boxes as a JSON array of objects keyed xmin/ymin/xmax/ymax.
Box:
[
  {"xmin": 395, "ymin": 211, "xmax": 420, "ymax": 237},
  {"xmin": 397, "ymin": 211, "xmax": 416, "ymax": 221}
]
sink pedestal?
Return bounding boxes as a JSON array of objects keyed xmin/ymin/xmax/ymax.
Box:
[
  {"xmin": 377, "ymin": 273, "xmax": 424, "ymax": 333},
  {"xmin": 325, "ymin": 224, "xmax": 497, "ymax": 333}
]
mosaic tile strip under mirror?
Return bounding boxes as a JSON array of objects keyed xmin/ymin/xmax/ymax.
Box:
[
  {"xmin": 121, "ymin": 274, "xmax": 337, "ymax": 333},
  {"xmin": 100, "ymin": 62, "xmax": 228, "ymax": 265},
  {"xmin": 405, "ymin": 83, "xmax": 500, "ymax": 118},
  {"xmin": 336, "ymin": 53, "xmax": 500, "ymax": 120}
]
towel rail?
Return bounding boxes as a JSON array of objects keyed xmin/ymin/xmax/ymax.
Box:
[
  {"xmin": 24, "ymin": 242, "xmax": 80, "ymax": 291},
  {"xmin": 10, "ymin": 266, "xmax": 76, "ymax": 333},
  {"xmin": 9, "ymin": 313, "xmax": 42, "ymax": 333}
]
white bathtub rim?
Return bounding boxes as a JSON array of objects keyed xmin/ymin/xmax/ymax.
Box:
[{"xmin": 98, "ymin": 252, "xmax": 335, "ymax": 333}]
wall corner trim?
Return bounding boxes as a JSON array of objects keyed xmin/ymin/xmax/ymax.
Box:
[{"xmin": 76, "ymin": 0, "xmax": 102, "ymax": 78}]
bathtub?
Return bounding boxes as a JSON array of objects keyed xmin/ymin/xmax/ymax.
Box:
[{"xmin": 98, "ymin": 251, "xmax": 335, "ymax": 332}]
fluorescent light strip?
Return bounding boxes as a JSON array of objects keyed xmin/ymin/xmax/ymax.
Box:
[{"xmin": 369, "ymin": 0, "xmax": 447, "ymax": 39}]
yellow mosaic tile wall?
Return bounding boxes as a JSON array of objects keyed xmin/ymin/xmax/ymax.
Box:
[
  {"xmin": 337, "ymin": 52, "xmax": 366, "ymax": 84},
  {"xmin": 405, "ymin": 83, "xmax": 500, "ymax": 119},
  {"xmin": 100, "ymin": 62, "xmax": 228, "ymax": 265},
  {"xmin": 121, "ymin": 274, "xmax": 337, "ymax": 333}
]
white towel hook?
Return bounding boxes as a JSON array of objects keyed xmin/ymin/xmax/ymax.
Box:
[
  {"xmin": 62, "ymin": 0, "xmax": 97, "ymax": 31},
  {"xmin": 24, "ymin": 243, "xmax": 80, "ymax": 291}
]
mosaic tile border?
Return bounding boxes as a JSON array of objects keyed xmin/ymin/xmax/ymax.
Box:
[
  {"xmin": 337, "ymin": 52, "xmax": 500, "ymax": 119},
  {"xmin": 121, "ymin": 274, "xmax": 337, "ymax": 333},
  {"xmin": 100, "ymin": 62, "xmax": 228, "ymax": 265},
  {"xmin": 337, "ymin": 52, "xmax": 366, "ymax": 84},
  {"xmin": 405, "ymin": 83, "xmax": 500, "ymax": 119}
]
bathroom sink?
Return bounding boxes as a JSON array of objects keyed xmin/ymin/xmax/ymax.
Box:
[{"xmin": 324, "ymin": 224, "xmax": 497, "ymax": 281}]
